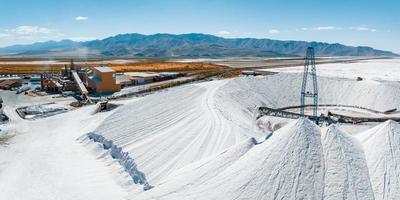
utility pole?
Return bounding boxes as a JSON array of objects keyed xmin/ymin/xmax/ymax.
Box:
[{"xmin": 300, "ymin": 47, "xmax": 318, "ymax": 123}]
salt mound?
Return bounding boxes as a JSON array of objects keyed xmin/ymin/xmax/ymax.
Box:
[
  {"xmin": 357, "ymin": 120, "xmax": 400, "ymax": 200},
  {"xmin": 94, "ymin": 82, "xmax": 257, "ymax": 183},
  {"xmin": 136, "ymin": 118, "xmax": 325, "ymax": 200},
  {"xmin": 321, "ymin": 125, "xmax": 374, "ymax": 200},
  {"xmin": 161, "ymin": 137, "xmax": 257, "ymax": 182},
  {"xmin": 129, "ymin": 137, "xmax": 257, "ymax": 198},
  {"xmin": 215, "ymin": 74, "xmax": 400, "ymax": 129}
]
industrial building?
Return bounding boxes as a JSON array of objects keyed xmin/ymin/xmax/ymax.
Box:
[
  {"xmin": 122, "ymin": 72, "xmax": 181, "ymax": 86},
  {"xmin": 115, "ymin": 74, "xmax": 133, "ymax": 87},
  {"xmin": 0, "ymin": 59, "xmax": 185, "ymax": 106},
  {"xmin": 88, "ymin": 66, "xmax": 121, "ymax": 94},
  {"xmin": 42, "ymin": 79, "xmax": 63, "ymax": 93},
  {"xmin": 124, "ymin": 72, "xmax": 160, "ymax": 85}
]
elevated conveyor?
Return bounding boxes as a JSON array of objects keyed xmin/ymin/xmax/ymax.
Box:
[{"xmin": 71, "ymin": 70, "xmax": 92, "ymax": 103}]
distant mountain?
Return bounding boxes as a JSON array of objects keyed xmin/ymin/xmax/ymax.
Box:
[
  {"xmin": 0, "ymin": 40, "xmax": 80, "ymax": 54},
  {"xmin": 0, "ymin": 33, "xmax": 397, "ymax": 57}
]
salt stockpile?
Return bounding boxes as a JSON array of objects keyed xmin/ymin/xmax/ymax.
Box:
[
  {"xmin": 216, "ymin": 73, "xmax": 400, "ymax": 112},
  {"xmin": 135, "ymin": 119, "xmax": 325, "ymax": 200},
  {"xmin": 90, "ymin": 72, "xmax": 400, "ymax": 199},
  {"xmin": 321, "ymin": 125, "xmax": 374, "ymax": 200},
  {"xmin": 93, "ymin": 80, "xmax": 261, "ymax": 184},
  {"xmin": 357, "ymin": 120, "xmax": 400, "ymax": 200},
  {"xmin": 87, "ymin": 71, "xmax": 400, "ymax": 198},
  {"xmin": 130, "ymin": 137, "xmax": 258, "ymax": 199},
  {"xmin": 135, "ymin": 118, "xmax": 380, "ymax": 200}
]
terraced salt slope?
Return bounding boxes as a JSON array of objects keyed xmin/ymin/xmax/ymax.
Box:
[
  {"xmin": 94, "ymin": 80, "xmax": 260, "ymax": 183},
  {"xmin": 357, "ymin": 120, "xmax": 400, "ymax": 200}
]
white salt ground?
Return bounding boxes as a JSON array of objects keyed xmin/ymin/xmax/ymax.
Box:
[
  {"xmin": 263, "ymin": 58, "xmax": 400, "ymax": 81},
  {"xmin": 0, "ymin": 105, "xmax": 130, "ymax": 200}
]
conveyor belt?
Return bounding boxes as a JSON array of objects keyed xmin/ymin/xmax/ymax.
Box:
[
  {"xmin": 256, "ymin": 106, "xmax": 400, "ymax": 125},
  {"xmin": 71, "ymin": 70, "xmax": 92, "ymax": 103}
]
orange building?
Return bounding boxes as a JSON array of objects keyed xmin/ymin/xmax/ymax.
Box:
[{"xmin": 88, "ymin": 67, "xmax": 121, "ymax": 94}]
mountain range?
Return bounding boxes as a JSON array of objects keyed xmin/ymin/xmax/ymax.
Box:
[{"xmin": 0, "ymin": 33, "xmax": 397, "ymax": 57}]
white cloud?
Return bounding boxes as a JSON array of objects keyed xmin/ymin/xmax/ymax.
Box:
[
  {"xmin": 0, "ymin": 25, "xmax": 69, "ymax": 46},
  {"xmin": 314, "ymin": 26, "xmax": 337, "ymax": 30},
  {"xmin": 0, "ymin": 33, "xmax": 10, "ymax": 38},
  {"xmin": 10, "ymin": 26, "xmax": 52, "ymax": 35},
  {"xmin": 16, "ymin": 35, "xmax": 34, "ymax": 40},
  {"xmin": 217, "ymin": 31, "xmax": 231, "ymax": 35},
  {"xmin": 297, "ymin": 26, "xmax": 339, "ymax": 31},
  {"xmin": 69, "ymin": 36, "xmax": 96, "ymax": 41},
  {"xmin": 75, "ymin": 16, "xmax": 88, "ymax": 21},
  {"xmin": 268, "ymin": 29, "xmax": 280, "ymax": 34},
  {"xmin": 350, "ymin": 26, "xmax": 377, "ymax": 32}
]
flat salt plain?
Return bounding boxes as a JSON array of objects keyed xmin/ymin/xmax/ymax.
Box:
[
  {"xmin": 1, "ymin": 58, "xmax": 400, "ymax": 200},
  {"xmin": 264, "ymin": 58, "xmax": 400, "ymax": 81}
]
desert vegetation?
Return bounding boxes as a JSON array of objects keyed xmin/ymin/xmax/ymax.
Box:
[{"xmin": 0, "ymin": 58, "xmax": 228, "ymax": 74}]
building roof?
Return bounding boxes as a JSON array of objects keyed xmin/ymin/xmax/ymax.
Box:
[
  {"xmin": 116, "ymin": 75, "xmax": 132, "ymax": 84},
  {"xmin": 0, "ymin": 80, "xmax": 20, "ymax": 87},
  {"xmin": 0, "ymin": 77, "xmax": 22, "ymax": 81},
  {"xmin": 124, "ymin": 72, "xmax": 160, "ymax": 78},
  {"xmin": 30, "ymin": 76, "xmax": 41, "ymax": 81},
  {"xmin": 159, "ymin": 72, "xmax": 178, "ymax": 75},
  {"xmin": 94, "ymin": 66, "xmax": 115, "ymax": 73}
]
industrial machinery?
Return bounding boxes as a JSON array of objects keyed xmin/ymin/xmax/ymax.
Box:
[{"xmin": 300, "ymin": 47, "xmax": 318, "ymax": 122}]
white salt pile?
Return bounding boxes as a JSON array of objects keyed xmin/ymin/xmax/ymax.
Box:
[{"xmin": 357, "ymin": 120, "xmax": 400, "ymax": 200}]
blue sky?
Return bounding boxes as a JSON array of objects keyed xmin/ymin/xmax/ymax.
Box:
[{"xmin": 0, "ymin": 0, "xmax": 399, "ymax": 53}]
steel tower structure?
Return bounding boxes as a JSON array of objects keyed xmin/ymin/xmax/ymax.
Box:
[{"xmin": 300, "ymin": 47, "xmax": 318, "ymax": 122}]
